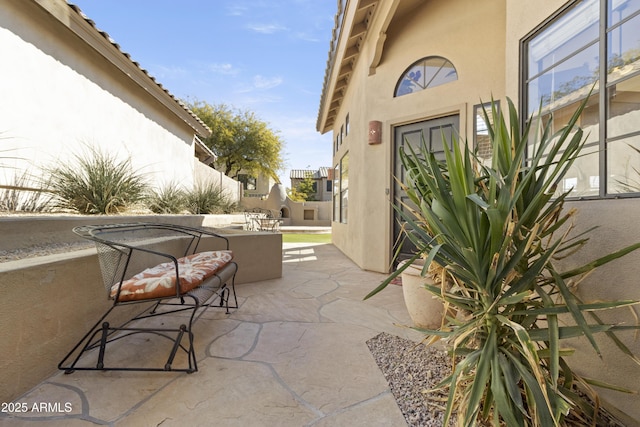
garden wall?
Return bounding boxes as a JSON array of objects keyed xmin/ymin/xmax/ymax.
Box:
[{"xmin": 194, "ymin": 160, "xmax": 241, "ymax": 203}]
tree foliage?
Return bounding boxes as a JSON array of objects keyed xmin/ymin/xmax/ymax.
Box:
[
  {"xmin": 296, "ymin": 173, "xmax": 317, "ymax": 201},
  {"xmin": 286, "ymin": 187, "xmax": 306, "ymax": 202},
  {"xmin": 187, "ymin": 101, "xmax": 284, "ymax": 180}
]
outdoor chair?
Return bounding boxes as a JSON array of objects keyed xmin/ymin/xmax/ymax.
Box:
[
  {"xmin": 260, "ymin": 209, "xmax": 282, "ymax": 232},
  {"xmin": 244, "ymin": 209, "xmax": 264, "ymax": 231},
  {"xmin": 244, "ymin": 208, "xmax": 281, "ymax": 232},
  {"xmin": 58, "ymin": 222, "xmax": 238, "ymax": 374}
]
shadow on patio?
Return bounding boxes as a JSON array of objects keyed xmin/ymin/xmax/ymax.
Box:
[{"xmin": 2, "ymin": 242, "xmax": 423, "ymax": 426}]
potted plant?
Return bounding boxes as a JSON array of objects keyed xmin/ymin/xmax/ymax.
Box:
[
  {"xmin": 397, "ymin": 257, "xmax": 448, "ymax": 330},
  {"xmin": 366, "ymin": 95, "xmax": 640, "ymax": 426}
]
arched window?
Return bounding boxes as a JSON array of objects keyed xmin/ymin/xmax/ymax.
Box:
[{"xmin": 394, "ymin": 56, "xmax": 458, "ymax": 97}]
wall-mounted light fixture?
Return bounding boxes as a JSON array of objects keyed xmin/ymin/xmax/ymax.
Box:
[{"xmin": 368, "ymin": 120, "xmax": 382, "ymax": 145}]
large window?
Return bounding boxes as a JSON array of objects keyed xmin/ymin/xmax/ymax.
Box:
[
  {"xmin": 340, "ymin": 154, "xmax": 349, "ymax": 223},
  {"xmin": 395, "ymin": 56, "xmax": 458, "ymax": 97},
  {"xmin": 524, "ymin": 0, "xmax": 640, "ymax": 197},
  {"xmin": 238, "ymin": 174, "xmax": 256, "ymax": 191},
  {"xmin": 333, "ymin": 153, "xmax": 349, "ymax": 223}
]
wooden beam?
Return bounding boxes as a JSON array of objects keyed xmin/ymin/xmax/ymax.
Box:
[
  {"xmin": 349, "ymin": 22, "xmax": 367, "ymax": 39},
  {"xmin": 338, "ymin": 61, "xmax": 353, "ymax": 77},
  {"xmin": 357, "ymin": 0, "xmax": 377, "ymax": 10},
  {"xmin": 344, "ymin": 45, "xmax": 359, "ymax": 60}
]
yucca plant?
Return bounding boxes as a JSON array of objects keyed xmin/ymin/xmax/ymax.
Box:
[
  {"xmin": 366, "ymin": 96, "xmax": 640, "ymax": 426},
  {"xmin": 46, "ymin": 146, "xmax": 148, "ymax": 214}
]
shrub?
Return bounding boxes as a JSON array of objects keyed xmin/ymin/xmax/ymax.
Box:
[
  {"xmin": 0, "ymin": 172, "xmax": 53, "ymax": 213},
  {"xmin": 46, "ymin": 147, "xmax": 148, "ymax": 214},
  {"xmin": 146, "ymin": 183, "xmax": 187, "ymax": 214},
  {"xmin": 184, "ymin": 182, "xmax": 235, "ymax": 214}
]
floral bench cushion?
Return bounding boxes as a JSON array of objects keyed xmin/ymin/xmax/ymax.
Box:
[{"xmin": 111, "ymin": 250, "xmax": 234, "ymax": 302}]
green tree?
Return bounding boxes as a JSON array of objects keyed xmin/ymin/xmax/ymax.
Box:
[
  {"xmin": 286, "ymin": 187, "xmax": 306, "ymax": 202},
  {"xmin": 295, "ymin": 173, "xmax": 317, "ymax": 201},
  {"xmin": 187, "ymin": 101, "xmax": 284, "ymax": 180}
]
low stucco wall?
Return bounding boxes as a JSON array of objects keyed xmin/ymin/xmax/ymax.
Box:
[
  {"xmin": 0, "ymin": 214, "xmax": 247, "ymax": 253},
  {"xmin": 241, "ymin": 198, "xmax": 331, "ymax": 227},
  {"xmin": 0, "ymin": 214, "xmax": 281, "ymax": 403},
  {"xmin": 555, "ymin": 199, "xmax": 640, "ymax": 426}
]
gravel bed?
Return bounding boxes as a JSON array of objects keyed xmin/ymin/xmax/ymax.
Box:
[
  {"xmin": 0, "ymin": 241, "xmax": 94, "ymax": 263},
  {"xmin": 367, "ymin": 332, "xmax": 455, "ymax": 426},
  {"xmin": 367, "ymin": 333, "xmax": 626, "ymax": 427}
]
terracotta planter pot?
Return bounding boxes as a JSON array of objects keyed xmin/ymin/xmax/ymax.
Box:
[{"xmin": 399, "ymin": 259, "xmax": 445, "ymax": 329}]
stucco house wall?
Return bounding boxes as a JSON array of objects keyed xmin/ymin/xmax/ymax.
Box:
[
  {"xmin": 239, "ymin": 171, "xmax": 277, "ymax": 199},
  {"xmin": 319, "ymin": 0, "xmax": 640, "ymax": 423},
  {"xmin": 322, "ymin": 0, "xmax": 506, "ymax": 273},
  {"xmin": 0, "ymin": 0, "xmax": 216, "ymax": 194}
]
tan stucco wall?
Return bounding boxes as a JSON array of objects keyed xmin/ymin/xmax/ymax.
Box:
[
  {"xmin": 241, "ymin": 195, "xmax": 331, "ymax": 226},
  {"xmin": 0, "ymin": 0, "xmax": 198, "ymax": 190},
  {"xmin": 554, "ymin": 199, "xmax": 640, "ymax": 426},
  {"xmin": 330, "ymin": 0, "xmax": 507, "ymax": 273},
  {"xmin": 503, "ymin": 2, "xmax": 640, "ymax": 423},
  {"xmin": 326, "ymin": 0, "xmax": 640, "ymax": 422},
  {"xmin": 0, "ymin": 215, "xmax": 282, "ymax": 403},
  {"xmin": 287, "ymin": 200, "xmax": 331, "ymax": 226}
]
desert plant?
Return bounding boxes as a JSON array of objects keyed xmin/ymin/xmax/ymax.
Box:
[
  {"xmin": 367, "ymin": 97, "xmax": 640, "ymax": 426},
  {"xmin": 184, "ymin": 182, "xmax": 235, "ymax": 214},
  {"xmin": 0, "ymin": 171, "xmax": 53, "ymax": 212},
  {"xmin": 45, "ymin": 147, "xmax": 148, "ymax": 214},
  {"xmin": 146, "ymin": 182, "xmax": 187, "ymax": 214}
]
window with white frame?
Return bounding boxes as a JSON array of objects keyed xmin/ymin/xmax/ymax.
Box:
[{"xmin": 523, "ymin": 0, "xmax": 640, "ymax": 197}]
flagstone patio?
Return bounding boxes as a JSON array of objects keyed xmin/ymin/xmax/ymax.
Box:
[{"xmin": 1, "ymin": 242, "xmax": 424, "ymax": 426}]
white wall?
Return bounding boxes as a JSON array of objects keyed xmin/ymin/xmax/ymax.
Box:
[
  {"xmin": 194, "ymin": 160, "xmax": 241, "ymax": 203},
  {"xmin": 0, "ymin": 0, "xmax": 196, "ymax": 190}
]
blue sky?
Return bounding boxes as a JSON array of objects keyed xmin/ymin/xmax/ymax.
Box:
[{"xmin": 70, "ymin": 0, "xmax": 336, "ymax": 187}]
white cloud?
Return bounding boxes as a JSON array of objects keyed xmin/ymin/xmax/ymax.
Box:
[
  {"xmin": 253, "ymin": 75, "xmax": 283, "ymax": 90},
  {"xmin": 209, "ymin": 63, "xmax": 239, "ymax": 75},
  {"xmin": 246, "ymin": 23, "xmax": 287, "ymax": 34},
  {"xmin": 239, "ymin": 94, "xmax": 283, "ymax": 105},
  {"xmin": 150, "ymin": 64, "xmax": 188, "ymax": 79},
  {"xmin": 226, "ymin": 5, "xmax": 248, "ymax": 16},
  {"xmin": 293, "ymin": 31, "xmax": 321, "ymax": 42}
]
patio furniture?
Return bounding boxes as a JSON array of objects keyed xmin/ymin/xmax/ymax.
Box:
[
  {"xmin": 244, "ymin": 209, "xmax": 264, "ymax": 231},
  {"xmin": 58, "ymin": 222, "xmax": 238, "ymax": 374},
  {"xmin": 258, "ymin": 209, "xmax": 282, "ymax": 232},
  {"xmin": 244, "ymin": 208, "xmax": 282, "ymax": 232}
]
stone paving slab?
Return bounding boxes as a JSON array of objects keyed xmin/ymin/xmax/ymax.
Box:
[{"xmin": 1, "ymin": 243, "xmax": 421, "ymax": 426}]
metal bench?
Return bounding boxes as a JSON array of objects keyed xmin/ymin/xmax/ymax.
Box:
[{"xmin": 58, "ymin": 222, "xmax": 238, "ymax": 374}]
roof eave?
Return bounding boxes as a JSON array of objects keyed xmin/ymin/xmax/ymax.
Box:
[{"xmin": 316, "ymin": 0, "xmax": 379, "ymax": 135}]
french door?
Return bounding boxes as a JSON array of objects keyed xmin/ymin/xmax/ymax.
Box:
[{"xmin": 392, "ymin": 115, "xmax": 459, "ymax": 261}]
